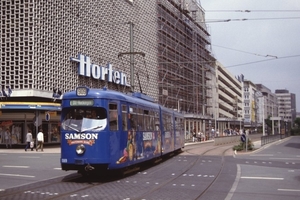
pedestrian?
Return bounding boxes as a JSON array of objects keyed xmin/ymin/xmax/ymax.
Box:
[
  {"xmin": 4, "ymin": 128, "xmax": 12, "ymax": 148},
  {"xmin": 197, "ymin": 131, "xmax": 201, "ymax": 142},
  {"xmin": 25, "ymin": 129, "xmax": 33, "ymax": 151},
  {"xmin": 201, "ymin": 132, "xmax": 205, "ymax": 142},
  {"xmin": 192, "ymin": 129, "xmax": 196, "ymax": 142},
  {"xmin": 36, "ymin": 129, "xmax": 44, "ymax": 152}
]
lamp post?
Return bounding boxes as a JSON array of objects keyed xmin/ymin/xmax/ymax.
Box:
[
  {"xmin": 262, "ymin": 97, "xmax": 265, "ymax": 136},
  {"xmin": 255, "ymin": 91, "xmax": 265, "ymax": 136},
  {"xmin": 272, "ymin": 103, "xmax": 274, "ymax": 135},
  {"xmin": 178, "ymin": 99, "xmax": 183, "ymax": 112}
]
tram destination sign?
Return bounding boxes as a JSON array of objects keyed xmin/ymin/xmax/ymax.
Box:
[
  {"xmin": 70, "ymin": 99, "xmax": 94, "ymax": 106},
  {"xmin": 71, "ymin": 54, "xmax": 130, "ymax": 87}
]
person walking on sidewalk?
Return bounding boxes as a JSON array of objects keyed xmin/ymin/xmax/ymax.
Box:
[
  {"xmin": 25, "ymin": 129, "xmax": 33, "ymax": 151},
  {"xmin": 4, "ymin": 128, "xmax": 12, "ymax": 148},
  {"xmin": 36, "ymin": 129, "xmax": 44, "ymax": 152}
]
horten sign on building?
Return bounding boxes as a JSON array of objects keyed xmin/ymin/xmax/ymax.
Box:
[{"xmin": 71, "ymin": 54, "xmax": 130, "ymax": 86}]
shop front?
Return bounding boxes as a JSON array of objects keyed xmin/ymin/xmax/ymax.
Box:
[{"xmin": 0, "ymin": 102, "xmax": 61, "ymax": 147}]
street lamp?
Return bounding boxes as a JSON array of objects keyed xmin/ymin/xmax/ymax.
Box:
[
  {"xmin": 255, "ymin": 91, "xmax": 265, "ymax": 136},
  {"xmin": 178, "ymin": 99, "xmax": 183, "ymax": 112}
]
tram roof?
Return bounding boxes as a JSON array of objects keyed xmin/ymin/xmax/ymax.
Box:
[
  {"xmin": 63, "ymin": 87, "xmax": 157, "ymax": 107},
  {"xmin": 63, "ymin": 87, "xmax": 183, "ymax": 116}
]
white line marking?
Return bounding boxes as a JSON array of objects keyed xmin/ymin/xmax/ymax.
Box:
[
  {"xmin": 241, "ymin": 177, "xmax": 284, "ymax": 180},
  {"xmin": 19, "ymin": 156, "xmax": 40, "ymax": 158},
  {"xmin": 269, "ymin": 158, "xmax": 300, "ymax": 160},
  {"xmin": 0, "ymin": 173, "xmax": 35, "ymax": 178},
  {"xmin": 225, "ymin": 164, "xmax": 241, "ymax": 200},
  {"xmin": 2, "ymin": 165, "xmax": 29, "ymax": 168},
  {"xmin": 250, "ymin": 154, "xmax": 273, "ymax": 156},
  {"xmin": 278, "ymin": 189, "xmax": 300, "ymax": 192},
  {"xmin": 53, "ymin": 168, "xmax": 61, "ymax": 170}
]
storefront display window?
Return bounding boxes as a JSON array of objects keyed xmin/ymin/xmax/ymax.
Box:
[{"xmin": 0, "ymin": 110, "xmax": 61, "ymax": 145}]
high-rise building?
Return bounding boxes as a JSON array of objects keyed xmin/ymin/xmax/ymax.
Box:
[{"xmin": 276, "ymin": 89, "xmax": 296, "ymax": 130}]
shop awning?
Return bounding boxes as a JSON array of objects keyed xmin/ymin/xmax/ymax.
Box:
[{"xmin": 0, "ymin": 102, "xmax": 61, "ymax": 111}]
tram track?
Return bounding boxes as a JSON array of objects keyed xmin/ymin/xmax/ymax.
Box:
[
  {"xmin": 131, "ymin": 143, "xmax": 234, "ymax": 200},
  {"xmin": 0, "ymin": 173, "xmax": 84, "ymax": 199},
  {"xmin": 0, "ymin": 143, "xmax": 240, "ymax": 200}
]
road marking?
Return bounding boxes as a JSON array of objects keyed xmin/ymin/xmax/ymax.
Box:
[
  {"xmin": 0, "ymin": 173, "xmax": 35, "ymax": 178},
  {"xmin": 241, "ymin": 177, "xmax": 284, "ymax": 180},
  {"xmin": 250, "ymin": 154, "xmax": 273, "ymax": 156},
  {"xmin": 269, "ymin": 157, "xmax": 300, "ymax": 160},
  {"xmin": 19, "ymin": 156, "xmax": 40, "ymax": 158},
  {"xmin": 225, "ymin": 164, "xmax": 241, "ymax": 200},
  {"xmin": 53, "ymin": 168, "xmax": 61, "ymax": 170},
  {"xmin": 2, "ymin": 165, "xmax": 29, "ymax": 168},
  {"xmin": 278, "ymin": 189, "xmax": 300, "ymax": 192}
]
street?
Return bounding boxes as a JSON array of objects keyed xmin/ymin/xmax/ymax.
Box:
[
  {"xmin": 0, "ymin": 148, "xmax": 74, "ymax": 190},
  {"xmin": 0, "ymin": 137, "xmax": 299, "ymax": 199}
]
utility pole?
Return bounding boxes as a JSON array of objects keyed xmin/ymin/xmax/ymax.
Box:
[
  {"xmin": 118, "ymin": 22, "xmax": 146, "ymax": 93},
  {"xmin": 129, "ymin": 21, "xmax": 134, "ymax": 91}
]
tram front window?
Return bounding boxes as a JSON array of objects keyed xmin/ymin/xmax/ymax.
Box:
[{"xmin": 61, "ymin": 108, "xmax": 107, "ymax": 132}]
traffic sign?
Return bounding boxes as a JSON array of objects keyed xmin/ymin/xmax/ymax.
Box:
[
  {"xmin": 241, "ymin": 134, "xmax": 246, "ymax": 142},
  {"xmin": 45, "ymin": 112, "xmax": 50, "ymax": 121}
]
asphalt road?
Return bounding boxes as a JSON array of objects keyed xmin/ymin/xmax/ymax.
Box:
[
  {"xmin": 0, "ymin": 136, "xmax": 299, "ymax": 199},
  {"xmin": 0, "ymin": 148, "xmax": 74, "ymax": 190}
]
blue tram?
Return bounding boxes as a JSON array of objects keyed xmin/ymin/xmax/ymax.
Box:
[{"xmin": 60, "ymin": 86, "xmax": 184, "ymax": 174}]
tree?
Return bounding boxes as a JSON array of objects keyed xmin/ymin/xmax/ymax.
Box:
[
  {"xmin": 294, "ymin": 117, "xmax": 300, "ymax": 128},
  {"xmin": 265, "ymin": 115, "xmax": 272, "ymax": 128}
]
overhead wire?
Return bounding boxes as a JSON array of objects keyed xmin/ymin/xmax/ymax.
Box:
[{"xmin": 205, "ymin": 9, "xmax": 300, "ymax": 12}]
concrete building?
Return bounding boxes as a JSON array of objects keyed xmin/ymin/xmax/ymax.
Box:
[
  {"xmin": 0, "ymin": 0, "xmax": 216, "ymax": 144},
  {"xmin": 276, "ymin": 89, "xmax": 296, "ymax": 132},
  {"xmin": 256, "ymin": 84, "xmax": 279, "ymax": 135},
  {"xmin": 213, "ymin": 62, "xmax": 242, "ymax": 135},
  {"xmin": 157, "ymin": 0, "xmax": 215, "ymax": 137},
  {"xmin": 242, "ymin": 80, "xmax": 257, "ymax": 130}
]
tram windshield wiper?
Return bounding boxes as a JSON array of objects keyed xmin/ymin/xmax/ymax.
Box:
[
  {"xmin": 63, "ymin": 124, "xmax": 80, "ymax": 132},
  {"xmin": 81, "ymin": 125, "xmax": 103, "ymax": 132}
]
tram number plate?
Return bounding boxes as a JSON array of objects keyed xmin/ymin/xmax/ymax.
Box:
[{"xmin": 75, "ymin": 159, "xmax": 84, "ymax": 165}]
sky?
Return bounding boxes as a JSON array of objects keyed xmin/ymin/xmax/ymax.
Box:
[{"xmin": 200, "ymin": 0, "xmax": 300, "ymax": 112}]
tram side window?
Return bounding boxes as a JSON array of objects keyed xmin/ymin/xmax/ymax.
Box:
[
  {"xmin": 109, "ymin": 104, "xmax": 118, "ymax": 131},
  {"xmin": 168, "ymin": 115, "xmax": 173, "ymax": 132},
  {"xmin": 122, "ymin": 105, "xmax": 128, "ymax": 131},
  {"xmin": 141, "ymin": 110, "xmax": 151, "ymax": 131},
  {"xmin": 154, "ymin": 112, "xmax": 160, "ymax": 131},
  {"xmin": 143, "ymin": 110, "xmax": 150, "ymax": 131},
  {"xmin": 163, "ymin": 114, "xmax": 172, "ymax": 132},
  {"xmin": 162, "ymin": 114, "xmax": 167, "ymax": 132},
  {"xmin": 129, "ymin": 106, "xmax": 137, "ymax": 130},
  {"xmin": 136, "ymin": 108, "xmax": 143, "ymax": 131}
]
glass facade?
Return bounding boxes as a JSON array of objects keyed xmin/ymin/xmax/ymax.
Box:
[{"xmin": 0, "ymin": 109, "xmax": 60, "ymax": 145}]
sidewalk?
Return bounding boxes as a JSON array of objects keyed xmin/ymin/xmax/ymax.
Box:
[
  {"xmin": 185, "ymin": 139, "xmax": 214, "ymax": 146},
  {"xmin": 0, "ymin": 147, "xmax": 60, "ymax": 154},
  {"xmin": 0, "ymin": 139, "xmax": 262, "ymax": 154}
]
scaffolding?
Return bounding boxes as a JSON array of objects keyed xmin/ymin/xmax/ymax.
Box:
[{"xmin": 157, "ymin": 0, "xmax": 215, "ymax": 116}]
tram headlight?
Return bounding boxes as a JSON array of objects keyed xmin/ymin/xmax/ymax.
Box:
[
  {"xmin": 76, "ymin": 86, "xmax": 89, "ymax": 96},
  {"xmin": 76, "ymin": 144, "xmax": 86, "ymax": 155}
]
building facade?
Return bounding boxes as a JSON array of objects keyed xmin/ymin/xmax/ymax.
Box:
[
  {"xmin": 0, "ymin": 0, "xmax": 160, "ymax": 145},
  {"xmin": 242, "ymin": 80, "xmax": 257, "ymax": 129},
  {"xmin": 157, "ymin": 0, "xmax": 215, "ymax": 137},
  {"xmin": 276, "ymin": 89, "xmax": 296, "ymax": 131},
  {"xmin": 255, "ymin": 84, "xmax": 279, "ymax": 134},
  {"xmin": 214, "ymin": 62, "xmax": 242, "ymax": 135},
  {"xmin": 0, "ymin": 0, "xmax": 217, "ymax": 144}
]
